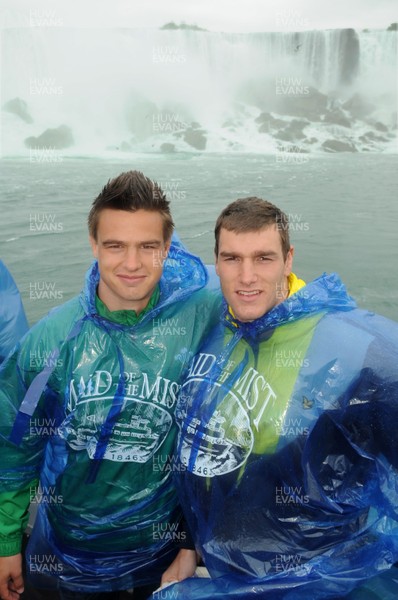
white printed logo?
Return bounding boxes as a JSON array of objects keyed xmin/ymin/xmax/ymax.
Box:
[{"xmin": 178, "ymin": 382, "xmax": 253, "ymax": 477}]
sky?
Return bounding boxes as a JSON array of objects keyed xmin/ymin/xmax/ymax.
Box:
[{"xmin": 1, "ymin": 0, "xmax": 397, "ymax": 31}]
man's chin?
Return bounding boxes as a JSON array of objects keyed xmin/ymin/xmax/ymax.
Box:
[{"xmin": 231, "ymin": 306, "xmax": 265, "ymax": 323}]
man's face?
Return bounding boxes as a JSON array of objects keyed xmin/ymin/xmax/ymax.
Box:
[
  {"xmin": 90, "ymin": 208, "xmax": 170, "ymax": 312},
  {"xmin": 215, "ymin": 225, "xmax": 293, "ymax": 322}
]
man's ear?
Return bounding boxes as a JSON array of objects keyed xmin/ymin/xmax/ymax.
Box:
[
  {"xmin": 215, "ymin": 251, "xmax": 219, "ymax": 276},
  {"xmin": 284, "ymin": 245, "xmax": 294, "ymax": 276},
  {"xmin": 89, "ymin": 236, "xmax": 98, "ymax": 258},
  {"xmin": 163, "ymin": 239, "xmax": 171, "ymax": 261}
]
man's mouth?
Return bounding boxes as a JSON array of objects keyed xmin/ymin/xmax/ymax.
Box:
[
  {"xmin": 237, "ymin": 290, "xmax": 261, "ymax": 297},
  {"xmin": 117, "ymin": 274, "xmax": 146, "ymax": 282}
]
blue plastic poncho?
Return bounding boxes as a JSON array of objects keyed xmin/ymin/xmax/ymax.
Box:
[
  {"xmin": 0, "ymin": 260, "xmax": 28, "ymax": 364},
  {"xmin": 168, "ymin": 273, "xmax": 398, "ymax": 599},
  {"xmin": 0, "ymin": 239, "xmax": 220, "ymax": 592}
]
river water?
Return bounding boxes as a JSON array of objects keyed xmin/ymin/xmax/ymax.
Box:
[{"xmin": 0, "ymin": 152, "xmax": 397, "ymax": 325}]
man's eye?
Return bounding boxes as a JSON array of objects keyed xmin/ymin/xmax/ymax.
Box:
[{"xmin": 142, "ymin": 244, "xmax": 157, "ymax": 250}]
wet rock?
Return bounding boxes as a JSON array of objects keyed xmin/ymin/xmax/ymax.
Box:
[
  {"xmin": 183, "ymin": 125, "xmax": 207, "ymax": 150},
  {"xmin": 338, "ymin": 29, "xmax": 360, "ymax": 86},
  {"xmin": 342, "ymin": 94, "xmax": 376, "ymax": 119},
  {"xmin": 160, "ymin": 143, "xmax": 176, "ymax": 153},
  {"xmin": 118, "ymin": 141, "xmax": 131, "ymax": 151},
  {"xmin": 323, "ymin": 108, "xmax": 351, "ymax": 128},
  {"xmin": 3, "ymin": 97, "xmax": 33, "ymax": 124},
  {"xmin": 277, "ymin": 87, "xmax": 328, "ymax": 120},
  {"xmin": 24, "ymin": 125, "xmax": 74, "ymax": 149},
  {"xmin": 276, "ymin": 144, "xmax": 309, "ymax": 153},
  {"xmin": 321, "ymin": 139, "xmax": 357, "ymax": 152},
  {"xmin": 222, "ymin": 118, "xmax": 238, "ymax": 129},
  {"xmin": 274, "ymin": 119, "xmax": 308, "ymax": 141},
  {"xmin": 160, "ymin": 22, "xmax": 208, "ymax": 31},
  {"xmin": 256, "ymin": 112, "xmax": 286, "ymax": 133},
  {"xmin": 359, "ymin": 131, "xmax": 388, "ymax": 143},
  {"xmin": 374, "ymin": 122, "xmax": 389, "ymax": 132}
]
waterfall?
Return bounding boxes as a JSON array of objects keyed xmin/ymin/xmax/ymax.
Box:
[{"xmin": 1, "ymin": 27, "xmax": 396, "ymax": 155}]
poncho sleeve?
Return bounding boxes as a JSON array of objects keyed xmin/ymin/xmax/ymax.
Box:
[
  {"xmin": 0, "ymin": 260, "xmax": 29, "ymax": 364},
  {"xmin": 0, "ymin": 308, "xmax": 77, "ymax": 555}
]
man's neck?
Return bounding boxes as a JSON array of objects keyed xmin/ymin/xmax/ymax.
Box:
[{"xmin": 95, "ymin": 286, "xmax": 160, "ymax": 326}]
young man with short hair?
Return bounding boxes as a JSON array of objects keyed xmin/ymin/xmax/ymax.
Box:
[
  {"xmin": 170, "ymin": 197, "xmax": 398, "ymax": 599},
  {"xmin": 0, "ymin": 171, "xmax": 220, "ymax": 600}
]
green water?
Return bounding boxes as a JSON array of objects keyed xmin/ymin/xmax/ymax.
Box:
[{"xmin": 0, "ymin": 153, "xmax": 397, "ymax": 325}]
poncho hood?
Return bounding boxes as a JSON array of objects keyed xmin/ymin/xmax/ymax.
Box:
[{"xmin": 225, "ymin": 272, "xmax": 357, "ymax": 339}]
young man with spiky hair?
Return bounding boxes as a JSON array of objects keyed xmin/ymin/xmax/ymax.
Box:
[
  {"xmin": 0, "ymin": 171, "xmax": 219, "ymax": 600},
  {"xmin": 168, "ymin": 197, "xmax": 398, "ymax": 599}
]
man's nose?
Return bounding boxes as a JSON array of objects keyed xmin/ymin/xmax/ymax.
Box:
[
  {"xmin": 124, "ymin": 247, "xmax": 142, "ymax": 270},
  {"xmin": 239, "ymin": 260, "xmax": 257, "ymax": 285}
]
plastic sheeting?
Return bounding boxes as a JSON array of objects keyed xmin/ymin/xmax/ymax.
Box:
[
  {"xmin": 171, "ymin": 273, "xmax": 398, "ymax": 599},
  {"xmin": 0, "ymin": 238, "xmax": 220, "ymax": 592},
  {"xmin": 0, "ymin": 259, "xmax": 28, "ymax": 364}
]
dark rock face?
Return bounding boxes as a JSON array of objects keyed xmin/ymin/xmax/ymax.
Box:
[
  {"xmin": 160, "ymin": 143, "xmax": 176, "ymax": 153},
  {"xmin": 321, "ymin": 139, "xmax": 357, "ymax": 152},
  {"xmin": 119, "ymin": 141, "xmax": 132, "ymax": 151},
  {"xmin": 359, "ymin": 131, "xmax": 388, "ymax": 143},
  {"xmin": 183, "ymin": 125, "xmax": 207, "ymax": 150},
  {"xmin": 338, "ymin": 29, "xmax": 360, "ymax": 86},
  {"xmin": 373, "ymin": 122, "xmax": 389, "ymax": 133},
  {"xmin": 277, "ymin": 87, "xmax": 329, "ymax": 121},
  {"xmin": 323, "ymin": 108, "xmax": 351, "ymax": 128},
  {"xmin": 24, "ymin": 125, "xmax": 74, "ymax": 149},
  {"xmin": 256, "ymin": 112, "xmax": 286, "ymax": 133},
  {"xmin": 274, "ymin": 119, "xmax": 309, "ymax": 142},
  {"xmin": 342, "ymin": 94, "xmax": 376, "ymax": 119},
  {"xmin": 3, "ymin": 97, "xmax": 33, "ymax": 124}
]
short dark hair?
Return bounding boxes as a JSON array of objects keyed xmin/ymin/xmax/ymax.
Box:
[
  {"xmin": 88, "ymin": 170, "xmax": 174, "ymax": 241},
  {"xmin": 215, "ymin": 197, "xmax": 290, "ymax": 259}
]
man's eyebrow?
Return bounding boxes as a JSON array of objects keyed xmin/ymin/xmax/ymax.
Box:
[
  {"xmin": 219, "ymin": 250, "xmax": 241, "ymax": 257},
  {"xmin": 252, "ymin": 250, "xmax": 279, "ymax": 257},
  {"xmin": 138, "ymin": 240, "xmax": 163, "ymax": 247},
  {"xmin": 101, "ymin": 239, "xmax": 162, "ymax": 246},
  {"xmin": 219, "ymin": 250, "xmax": 278, "ymax": 257},
  {"xmin": 101, "ymin": 239, "xmax": 125, "ymax": 245}
]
